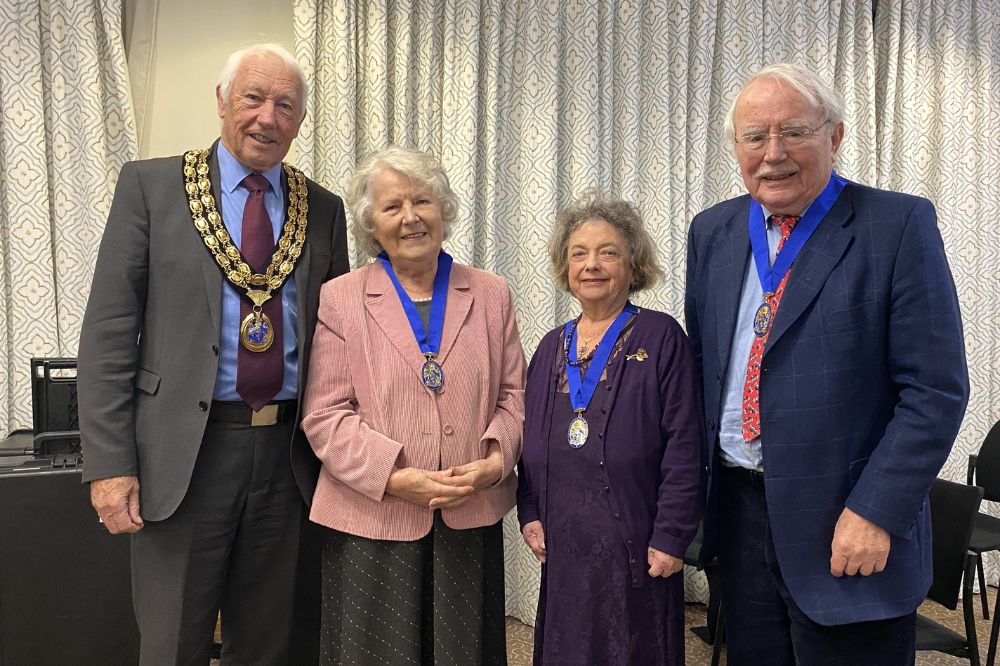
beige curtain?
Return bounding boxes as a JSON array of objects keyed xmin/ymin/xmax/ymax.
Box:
[
  {"xmin": 294, "ymin": 0, "xmax": 883, "ymax": 622},
  {"xmin": 0, "ymin": 1, "xmax": 137, "ymax": 439},
  {"xmin": 874, "ymin": 0, "xmax": 1000, "ymax": 586}
]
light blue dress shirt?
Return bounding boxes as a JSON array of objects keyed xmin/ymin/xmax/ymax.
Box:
[
  {"xmin": 211, "ymin": 142, "xmax": 299, "ymax": 401},
  {"xmin": 718, "ymin": 207, "xmax": 795, "ymax": 470}
]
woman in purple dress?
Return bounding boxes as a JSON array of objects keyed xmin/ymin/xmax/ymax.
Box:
[{"xmin": 517, "ymin": 192, "xmax": 705, "ymax": 665}]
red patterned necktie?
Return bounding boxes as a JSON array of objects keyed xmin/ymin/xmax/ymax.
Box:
[
  {"xmin": 741, "ymin": 214, "xmax": 799, "ymax": 441},
  {"xmin": 236, "ymin": 173, "xmax": 284, "ymax": 411}
]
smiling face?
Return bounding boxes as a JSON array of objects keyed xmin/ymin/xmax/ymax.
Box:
[
  {"xmin": 369, "ymin": 167, "xmax": 444, "ymax": 270},
  {"xmin": 216, "ymin": 53, "xmax": 303, "ymax": 173},
  {"xmin": 567, "ymin": 219, "xmax": 633, "ymax": 312},
  {"xmin": 733, "ymin": 77, "xmax": 843, "ymax": 215}
]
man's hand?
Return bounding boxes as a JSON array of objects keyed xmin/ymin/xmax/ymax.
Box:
[
  {"xmin": 830, "ymin": 507, "xmax": 890, "ymax": 577},
  {"xmin": 386, "ymin": 467, "xmax": 474, "ymax": 509},
  {"xmin": 648, "ymin": 547, "xmax": 683, "ymax": 578},
  {"xmin": 521, "ymin": 520, "xmax": 546, "ymax": 563},
  {"xmin": 90, "ymin": 475, "xmax": 144, "ymax": 534}
]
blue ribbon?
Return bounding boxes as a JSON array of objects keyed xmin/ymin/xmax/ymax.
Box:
[
  {"xmin": 564, "ymin": 303, "xmax": 638, "ymax": 413},
  {"xmin": 749, "ymin": 172, "xmax": 848, "ymax": 294},
  {"xmin": 377, "ymin": 251, "xmax": 453, "ymax": 356}
]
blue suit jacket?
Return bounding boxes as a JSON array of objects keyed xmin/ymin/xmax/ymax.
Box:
[{"xmin": 684, "ymin": 180, "xmax": 969, "ymax": 625}]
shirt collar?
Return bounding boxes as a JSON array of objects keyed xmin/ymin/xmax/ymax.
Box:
[{"xmin": 216, "ymin": 140, "xmax": 284, "ymax": 196}]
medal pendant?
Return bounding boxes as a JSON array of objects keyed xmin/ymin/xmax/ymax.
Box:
[
  {"xmin": 752, "ymin": 300, "xmax": 774, "ymax": 337},
  {"xmin": 567, "ymin": 413, "xmax": 589, "ymax": 449},
  {"xmin": 240, "ymin": 311, "xmax": 274, "ymax": 352},
  {"xmin": 421, "ymin": 356, "xmax": 445, "ymax": 392}
]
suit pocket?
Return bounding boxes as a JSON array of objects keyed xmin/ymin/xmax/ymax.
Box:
[{"xmin": 135, "ymin": 368, "xmax": 161, "ymax": 395}]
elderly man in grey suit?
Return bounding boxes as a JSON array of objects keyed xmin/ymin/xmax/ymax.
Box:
[{"xmin": 78, "ymin": 43, "xmax": 349, "ymax": 664}]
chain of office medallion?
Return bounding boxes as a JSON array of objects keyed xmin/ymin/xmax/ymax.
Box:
[{"xmin": 182, "ymin": 149, "xmax": 309, "ymax": 295}]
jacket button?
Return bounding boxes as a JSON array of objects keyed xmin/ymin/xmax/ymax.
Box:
[
  {"xmin": 598, "ymin": 432, "xmax": 604, "ymax": 439},
  {"xmin": 707, "ymin": 419, "xmax": 716, "ymax": 430},
  {"xmin": 198, "ymin": 401, "xmax": 208, "ymax": 412},
  {"xmin": 211, "ymin": 344, "xmax": 219, "ymax": 356},
  {"xmin": 443, "ymin": 424, "xmax": 454, "ymax": 435},
  {"xmin": 598, "ymin": 461, "xmax": 605, "ymax": 467},
  {"xmin": 715, "ymin": 374, "xmax": 722, "ymax": 384}
]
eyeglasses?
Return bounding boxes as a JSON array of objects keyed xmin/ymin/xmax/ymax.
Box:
[{"xmin": 735, "ymin": 121, "xmax": 830, "ymax": 152}]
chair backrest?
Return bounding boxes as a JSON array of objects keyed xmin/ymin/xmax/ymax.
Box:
[
  {"xmin": 927, "ymin": 478, "xmax": 983, "ymax": 609},
  {"xmin": 975, "ymin": 420, "xmax": 1000, "ymax": 501}
]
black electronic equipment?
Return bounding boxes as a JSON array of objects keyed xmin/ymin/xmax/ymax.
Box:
[{"xmin": 29, "ymin": 357, "xmax": 81, "ymax": 458}]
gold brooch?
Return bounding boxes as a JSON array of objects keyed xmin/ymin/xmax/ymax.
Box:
[{"xmin": 626, "ymin": 348, "xmax": 648, "ymax": 362}]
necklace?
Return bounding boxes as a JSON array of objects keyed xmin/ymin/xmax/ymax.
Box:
[
  {"xmin": 577, "ymin": 318, "xmax": 615, "ymax": 356},
  {"xmin": 183, "ymin": 148, "xmax": 309, "ymax": 352}
]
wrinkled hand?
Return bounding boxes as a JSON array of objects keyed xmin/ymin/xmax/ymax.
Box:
[
  {"xmin": 90, "ymin": 475, "xmax": 143, "ymax": 534},
  {"xmin": 830, "ymin": 507, "xmax": 890, "ymax": 577},
  {"xmin": 447, "ymin": 451, "xmax": 503, "ymax": 492},
  {"xmin": 647, "ymin": 547, "xmax": 683, "ymax": 578},
  {"xmin": 386, "ymin": 467, "xmax": 474, "ymax": 509},
  {"xmin": 522, "ymin": 520, "xmax": 547, "ymax": 563}
]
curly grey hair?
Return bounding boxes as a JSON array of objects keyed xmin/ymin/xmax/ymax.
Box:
[
  {"xmin": 548, "ymin": 191, "xmax": 664, "ymax": 294},
  {"xmin": 346, "ymin": 146, "xmax": 458, "ymax": 262},
  {"xmin": 724, "ymin": 62, "xmax": 845, "ymax": 148}
]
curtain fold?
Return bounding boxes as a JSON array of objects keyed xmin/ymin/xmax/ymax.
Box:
[
  {"xmin": 0, "ymin": 1, "xmax": 138, "ymax": 440},
  {"xmin": 294, "ymin": 0, "xmax": 996, "ymax": 625},
  {"xmin": 874, "ymin": 0, "xmax": 1000, "ymax": 588}
]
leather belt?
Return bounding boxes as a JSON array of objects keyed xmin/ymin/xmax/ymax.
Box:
[
  {"xmin": 208, "ymin": 401, "xmax": 297, "ymax": 427},
  {"xmin": 720, "ymin": 463, "xmax": 766, "ymax": 492}
]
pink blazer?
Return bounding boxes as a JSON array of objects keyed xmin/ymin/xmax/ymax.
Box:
[{"xmin": 302, "ymin": 260, "xmax": 526, "ymax": 540}]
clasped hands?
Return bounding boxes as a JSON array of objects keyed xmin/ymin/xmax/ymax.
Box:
[{"xmin": 386, "ymin": 446, "xmax": 503, "ymax": 510}]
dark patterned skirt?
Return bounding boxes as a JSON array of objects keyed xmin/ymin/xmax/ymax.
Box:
[{"xmin": 319, "ymin": 512, "xmax": 507, "ymax": 665}]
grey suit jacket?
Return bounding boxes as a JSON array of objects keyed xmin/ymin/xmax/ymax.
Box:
[{"xmin": 78, "ymin": 142, "xmax": 349, "ymax": 520}]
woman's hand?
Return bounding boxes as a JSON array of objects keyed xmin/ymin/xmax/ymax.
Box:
[
  {"xmin": 521, "ymin": 520, "xmax": 547, "ymax": 563},
  {"xmin": 386, "ymin": 467, "xmax": 474, "ymax": 508},
  {"xmin": 446, "ymin": 444, "xmax": 504, "ymax": 492},
  {"xmin": 647, "ymin": 547, "xmax": 683, "ymax": 578}
]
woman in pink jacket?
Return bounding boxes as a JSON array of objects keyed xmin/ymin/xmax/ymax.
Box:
[{"xmin": 302, "ymin": 146, "xmax": 525, "ymax": 665}]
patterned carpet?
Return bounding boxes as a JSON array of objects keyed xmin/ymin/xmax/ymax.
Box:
[{"xmin": 504, "ymin": 597, "xmax": 998, "ymax": 665}]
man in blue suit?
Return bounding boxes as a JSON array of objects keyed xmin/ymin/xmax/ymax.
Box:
[{"xmin": 685, "ymin": 63, "xmax": 968, "ymax": 664}]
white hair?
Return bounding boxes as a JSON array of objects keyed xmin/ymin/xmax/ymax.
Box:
[
  {"xmin": 724, "ymin": 63, "xmax": 845, "ymax": 147},
  {"xmin": 218, "ymin": 43, "xmax": 308, "ymax": 120}
]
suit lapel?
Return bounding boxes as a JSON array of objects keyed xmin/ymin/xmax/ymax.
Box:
[
  {"xmin": 437, "ymin": 265, "xmax": 472, "ymax": 366},
  {"xmin": 364, "ymin": 262, "xmax": 426, "ymax": 382},
  {"xmin": 715, "ymin": 202, "xmax": 752, "ymax": 375},
  {"xmin": 765, "ymin": 187, "xmax": 855, "ymax": 352},
  {"xmin": 199, "ymin": 143, "xmax": 224, "ymax": 340}
]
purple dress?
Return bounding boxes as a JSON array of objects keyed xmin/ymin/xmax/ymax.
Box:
[{"xmin": 531, "ymin": 341, "xmax": 684, "ymax": 665}]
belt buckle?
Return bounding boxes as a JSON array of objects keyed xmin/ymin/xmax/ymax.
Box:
[{"xmin": 250, "ymin": 404, "xmax": 279, "ymax": 427}]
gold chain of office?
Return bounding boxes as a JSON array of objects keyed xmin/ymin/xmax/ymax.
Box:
[{"xmin": 182, "ymin": 148, "xmax": 309, "ymax": 311}]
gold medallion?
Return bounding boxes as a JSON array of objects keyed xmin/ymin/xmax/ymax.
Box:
[{"xmin": 240, "ymin": 311, "xmax": 274, "ymax": 352}]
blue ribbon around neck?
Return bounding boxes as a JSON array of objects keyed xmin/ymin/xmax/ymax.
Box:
[
  {"xmin": 749, "ymin": 172, "xmax": 848, "ymax": 294},
  {"xmin": 564, "ymin": 302, "xmax": 638, "ymax": 413},
  {"xmin": 377, "ymin": 251, "xmax": 453, "ymax": 356}
]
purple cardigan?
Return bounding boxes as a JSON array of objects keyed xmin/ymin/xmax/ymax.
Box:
[{"xmin": 516, "ymin": 308, "xmax": 706, "ymax": 587}]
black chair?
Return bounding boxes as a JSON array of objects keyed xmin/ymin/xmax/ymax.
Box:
[
  {"xmin": 915, "ymin": 477, "xmax": 984, "ymax": 665},
  {"xmin": 684, "ymin": 523, "xmax": 724, "ymax": 666},
  {"xmin": 966, "ymin": 420, "xmax": 1000, "ymax": 664}
]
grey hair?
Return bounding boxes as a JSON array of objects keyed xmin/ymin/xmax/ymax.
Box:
[
  {"xmin": 548, "ymin": 190, "xmax": 664, "ymax": 294},
  {"xmin": 346, "ymin": 146, "xmax": 459, "ymax": 262},
  {"xmin": 218, "ymin": 43, "xmax": 308, "ymax": 120},
  {"xmin": 724, "ymin": 63, "xmax": 845, "ymax": 147}
]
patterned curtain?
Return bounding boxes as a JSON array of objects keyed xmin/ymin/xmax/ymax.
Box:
[
  {"xmin": 0, "ymin": 1, "xmax": 137, "ymax": 440},
  {"xmin": 294, "ymin": 0, "xmax": 1000, "ymax": 623},
  {"xmin": 873, "ymin": 0, "xmax": 1000, "ymax": 584}
]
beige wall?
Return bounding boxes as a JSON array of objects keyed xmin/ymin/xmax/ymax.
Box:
[{"xmin": 127, "ymin": 0, "xmax": 295, "ymax": 160}]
